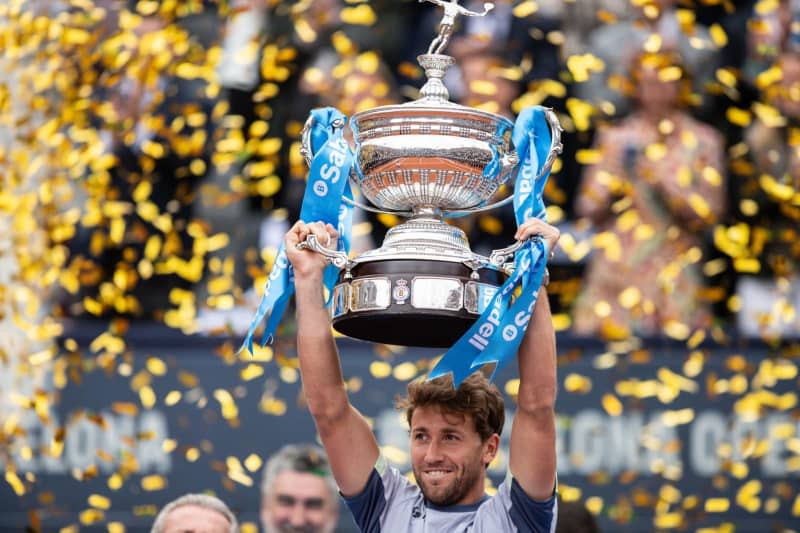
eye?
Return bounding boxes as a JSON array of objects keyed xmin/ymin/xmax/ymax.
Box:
[
  {"xmin": 412, "ymin": 432, "xmax": 428, "ymax": 442},
  {"xmin": 304, "ymin": 498, "xmax": 324, "ymax": 510},
  {"xmin": 444, "ymin": 433, "xmax": 460, "ymax": 441},
  {"xmin": 276, "ymin": 494, "xmax": 296, "ymax": 507}
]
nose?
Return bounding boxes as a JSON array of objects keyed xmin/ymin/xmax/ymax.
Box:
[
  {"xmin": 289, "ymin": 501, "xmax": 306, "ymax": 527},
  {"xmin": 424, "ymin": 439, "xmax": 444, "ymax": 463}
]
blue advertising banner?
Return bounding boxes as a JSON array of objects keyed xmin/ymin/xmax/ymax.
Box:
[{"xmin": 0, "ymin": 320, "xmax": 798, "ymax": 532}]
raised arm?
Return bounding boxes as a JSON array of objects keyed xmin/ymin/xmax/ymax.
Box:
[
  {"xmin": 285, "ymin": 220, "xmax": 380, "ymax": 497},
  {"xmin": 508, "ymin": 218, "xmax": 559, "ymax": 501}
]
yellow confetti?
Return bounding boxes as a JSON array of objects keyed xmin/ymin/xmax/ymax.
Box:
[
  {"xmin": 240, "ymin": 364, "xmax": 264, "ymax": 381},
  {"xmin": 5, "ymin": 472, "xmax": 25, "ymax": 496},
  {"xmin": 111, "ymin": 402, "xmax": 139, "ymax": 416},
  {"xmin": 369, "ymin": 361, "xmax": 392, "ymax": 379},
  {"xmin": 341, "ymin": 4, "xmax": 376, "ymax": 25},
  {"xmin": 512, "ymin": 1, "xmax": 538, "ymax": 17},
  {"xmin": 643, "ymin": 33, "xmax": 663, "ymax": 53},
  {"xmin": 601, "ymin": 393, "xmax": 623, "ymax": 416},
  {"xmin": 146, "ymin": 357, "xmax": 168, "ymax": 376},
  {"xmin": 139, "ymin": 386, "xmax": 157, "ymax": 409},
  {"xmin": 88, "ymin": 494, "xmax": 111, "ymax": 510},
  {"xmin": 141, "ymin": 475, "xmax": 166, "ymax": 492},
  {"xmin": 260, "ymin": 397, "xmax": 287, "ymax": 416},
  {"xmin": 705, "ymin": 498, "xmax": 731, "ymax": 512},
  {"xmin": 393, "ymin": 362, "xmax": 417, "ymax": 381},
  {"xmin": 79, "ymin": 509, "xmax": 105, "ymax": 525},
  {"xmin": 575, "ymin": 149, "xmax": 603, "ymax": 165},
  {"xmin": 564, "ymin": 373, "xmax": 592, "ymax": 394},
  {"xmin": 244, "ymin": 454, "xmax": 263, "ymax": 473}
]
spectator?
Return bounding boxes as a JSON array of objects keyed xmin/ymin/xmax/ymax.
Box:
[
  {"xmin": 260, "ymin": 443, "xmax": 339, "ymax": 533},
  {"xmin": 556, "ymin": 500, "xmax": 601, "ymax": 533},
  {"xmin": 728, "ymin": 50, "xmax": 800, "ymax": 338},
  {"xmin": 573, "ymin": 0, "xmax": 719, "ymax": 121},
  {"xmin": 217, "ymin": 0, "xmax": 401, "ymax": 256},
  {"xmin": 742, "ymin": 0, "xmax": 799, "ymax": 83},
  {"xmin": 572, "ymin": 50, "xmax": 726, "ymax": 339},
  {"xmin": 64, "ymin": 1, "xmax": 214, "ymax": 319},
  {"xmin": 151, "ymin": 493, "xmax": 239, "ymax": 533}
]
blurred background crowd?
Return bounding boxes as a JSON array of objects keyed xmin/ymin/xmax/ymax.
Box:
[
  {"xmin": 0, "ymin": 0, "xmax": 799, "ymax": 530},
  {"xmin": 2, "ymin": 0, "xmax": 797, "ymax": 341}
]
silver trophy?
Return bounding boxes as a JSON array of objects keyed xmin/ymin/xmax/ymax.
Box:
[{"xmin": 299, "ymin": 0, "xmax": 562, "ymax": 347}]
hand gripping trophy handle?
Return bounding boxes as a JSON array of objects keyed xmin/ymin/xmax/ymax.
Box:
[{"xmin": 295, "ymin": 234, "xmax": 353, "ymax": 274}]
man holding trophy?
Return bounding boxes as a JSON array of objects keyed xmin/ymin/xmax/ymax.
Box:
[
  {"xmin": 244, "ymin": 1, "xmax": 563, "ymax": 529},
  {"xmin": 285, "ymin": 218, "xmax": 559, "ymax": 532}
]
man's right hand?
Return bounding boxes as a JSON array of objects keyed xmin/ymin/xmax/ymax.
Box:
[{"xmin": 285, "ymin": 220, "xmax": 339, "ymax": 279}]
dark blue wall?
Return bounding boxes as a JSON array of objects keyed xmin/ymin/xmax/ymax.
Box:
[{"xmin": 1, "ymin": 320, "xmax": 797, "ymax": 532}]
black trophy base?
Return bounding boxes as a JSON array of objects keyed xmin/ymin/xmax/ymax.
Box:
[{"xmin": 330, "ymin": 258, "xmax": 506, "ymax": 348}]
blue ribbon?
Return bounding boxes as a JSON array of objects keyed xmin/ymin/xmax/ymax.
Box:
[
  {"xmin": 428, "ymin": 107, "xmax": 554, "ymax": 386},
  {"xmin": 242, "ymin": 107, "xmax": 354, "ymax": 354}
]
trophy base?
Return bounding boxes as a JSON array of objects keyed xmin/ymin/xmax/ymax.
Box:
[{"xmin": 330, "ymin": 258, "xmax": 506, "ymax": 348}]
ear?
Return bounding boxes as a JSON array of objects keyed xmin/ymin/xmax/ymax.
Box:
[{"xmin": 482, "ymin": 433, "xmax": 500, "ymax": 467}]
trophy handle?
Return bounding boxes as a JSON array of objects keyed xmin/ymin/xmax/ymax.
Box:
[
  {"xmin": 485, "ymin": 236, "xmax": 550, "ymax": 284},
  {"xmin": 296, "ymin": 234, "xmax": 353, "ymax": 271},
  {"xmin": 301, "ymin": 115, "xmax": 415, "ymax": 218},
  {"xmin": 488, "ymin": 237, "xmax": 532, "ymax": 267},
  {"xmin": 442, "ymin": 108, "xmax": 564, "ymax": 218},
  {"xmin": 299, "ymin": 113, "xmax": 347, "ymax": 167}
]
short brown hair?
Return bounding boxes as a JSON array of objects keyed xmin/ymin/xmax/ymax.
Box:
[{"xmin": 396, "ymin": 372, "xmax": 505, "ymax": 441}]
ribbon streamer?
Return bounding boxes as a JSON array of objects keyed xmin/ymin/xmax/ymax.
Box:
[
  {"xmin": 428, "ymin": 106, "xmax": 554, "ymax": 386},
  {"xmin": 242, "ymin": 107, "xmax": 354, "ymax": 354}
]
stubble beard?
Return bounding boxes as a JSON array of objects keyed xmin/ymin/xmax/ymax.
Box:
[{"xmin": 415, "ymin": 461, "xmax": 483, "ymax": 507}]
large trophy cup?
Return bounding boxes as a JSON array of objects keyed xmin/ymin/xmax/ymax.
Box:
[{"xmin": 298, "ymin": 0, "xmax": 562, "ymax": 348}]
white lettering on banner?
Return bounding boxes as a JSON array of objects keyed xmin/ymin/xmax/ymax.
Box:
[
  {"xmin": 517, "ymin": 171, "xmax": 532, "ymax": 198},
  {"xmin": 468, "ymin": 300, "xmax": 503, "ymax": 350},
  {"xmin": 270, "ymin": 250, "xmax": 288, "ymax": 281},
  {"xmin": 762, "ymin": 415, "xmax": 793, "ymax": 477},
  {"xmin": 479, "ymin": 286, "xmax": 497, "ymax": 313},
  {"xmin": 318, "ymin": 137, "xmax": 349, "ymax": 184},
  {"xmin": 337, "ymin": 203, "xmax": 349, "ymax": 232},
  {"xmin": 466, "ymin": 253, "xmax": 537, "ymax": 350},
  {"xmin": 690, "ymin": 411, "xmax": 727, "ymax": 476},
  {"xmin": 259, "ymin": 249, "xmax": 289, "ymax": 298},
  {"xmin": 376, "ymin": 407, "xmax": 800, "ymax": 479},
  {"xmin": 523, "ymin": 207, "xmax": 534, "ymax": 221},
  {"xmin": 313, "ymin": 136, "xmax": 350, "ymax": 199},
  {"xmin": 313, "ymin": 180, "xmax": 328, "ymax": 197},
  {"xmin": 1, "ymin": 409, "xmax": 171, "ymax": 475}
]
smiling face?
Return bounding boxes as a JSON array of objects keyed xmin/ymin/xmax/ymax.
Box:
[
  {"xmin": 261, "ymin": 470, "xmax": 338, "ymax": 533},
  {"xmin": 409, "ymin": 405, "xmax": 499, "ymax": 507}
]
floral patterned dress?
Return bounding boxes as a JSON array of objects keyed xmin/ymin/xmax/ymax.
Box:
[{"xmin": 571, "ymin": 112, "xmax": 726, "ymax": 339}]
